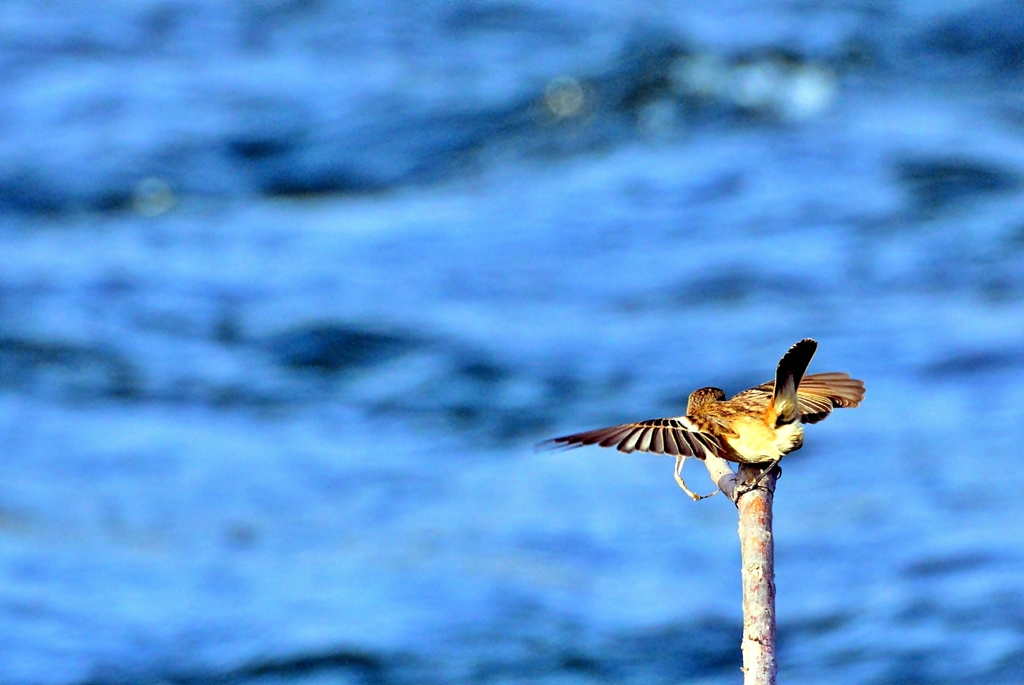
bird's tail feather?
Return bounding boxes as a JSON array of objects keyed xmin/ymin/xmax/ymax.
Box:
[{"xmin": 770, "ymin": 338, "xmax": 817, "ymax": 426}]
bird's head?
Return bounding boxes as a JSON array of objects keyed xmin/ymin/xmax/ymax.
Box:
[{"xmin": 687, "ymin": 386, "xmax": 727, "ymax": 413}]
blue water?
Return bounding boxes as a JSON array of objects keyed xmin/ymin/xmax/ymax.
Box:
[{"xmin": 2, "ymin": 1, "xmax": 1024, "ymax": 684}]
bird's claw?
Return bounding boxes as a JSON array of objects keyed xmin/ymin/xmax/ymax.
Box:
[
  {"xmin": 733, "ymin": 481, "xmax": 757, "ymax": 500},
  {"xmin": 734, "ymin": 461, "xmax": 781, "ymax": 500},
  {"xmin": 673, "ymin": 455, "xmax": 719, "ymax": 501}
]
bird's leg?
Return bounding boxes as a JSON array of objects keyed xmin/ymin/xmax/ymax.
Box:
[
  {"xmin": 735, "ymin": 458, "xmax": 782, "ymax": 499},
  {"xmin": 673, "ymin": 454, "xmax": 718, "ymax": 501}
]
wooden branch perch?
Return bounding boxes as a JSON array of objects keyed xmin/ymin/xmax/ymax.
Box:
[
  {"xmin": 735, "ymin": 464, "xmax": 777, "ymax": 685},
  {"xmin": 702, "ymin": 457, "xmax": 778, "ymax": 685}
]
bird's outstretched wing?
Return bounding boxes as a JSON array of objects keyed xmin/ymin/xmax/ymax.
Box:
[
  {"xmin": 734, "ymin": 372, "xmax": 865, "ymax": 425},
  {"xmin": 542, "ymin": 417, "xmax": 722, "ymax": 458}
]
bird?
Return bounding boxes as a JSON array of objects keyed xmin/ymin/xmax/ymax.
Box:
[{"xmin": 542, "ymin": 339, "xmax": 864, "ymax": 500}]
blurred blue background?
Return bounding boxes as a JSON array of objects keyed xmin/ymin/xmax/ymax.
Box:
[{"xmin": 2, "ymin": 1, "xmax": 1024, "ymax": 683}]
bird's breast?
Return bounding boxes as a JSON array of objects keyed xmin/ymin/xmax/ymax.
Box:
[{"xmin": 724, "ymin": 417, "xmax": 804, "ymax": 464}]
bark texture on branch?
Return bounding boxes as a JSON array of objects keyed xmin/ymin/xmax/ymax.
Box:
[
  {"xmin": 736, "ymin": 464, "xmax": 778, "ymax": 685},
  {"xmin": 702, "ymin": 453, "xmax": 738, "ymax": 500}
]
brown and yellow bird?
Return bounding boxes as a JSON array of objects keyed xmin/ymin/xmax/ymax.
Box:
[{"xmin": 543, "ymin": 339, "xmax": 864, "ymax": 499}]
